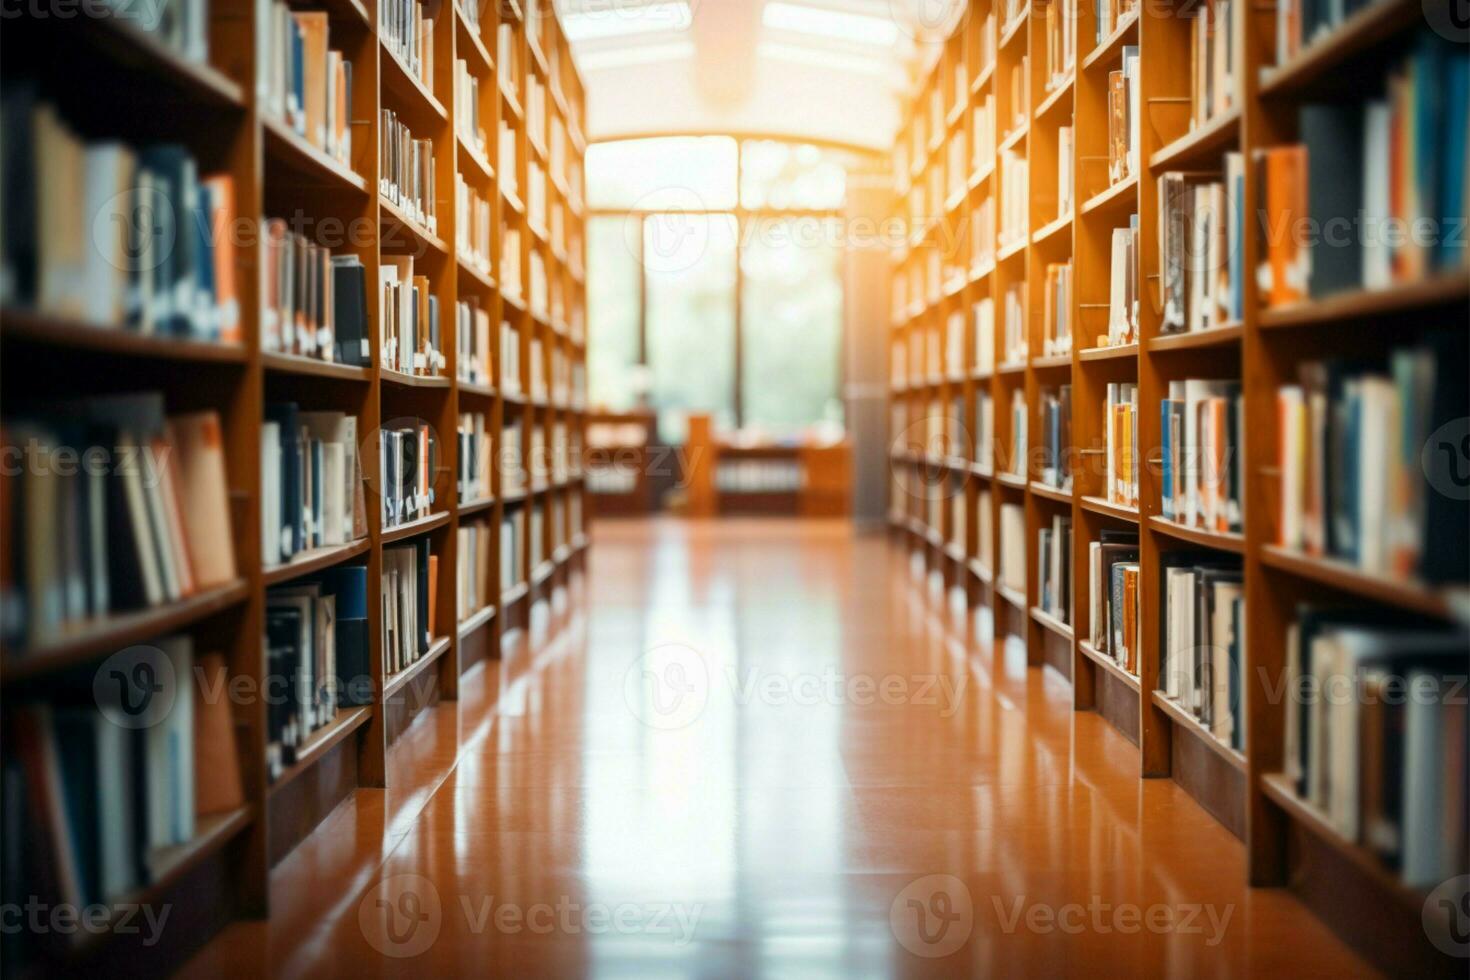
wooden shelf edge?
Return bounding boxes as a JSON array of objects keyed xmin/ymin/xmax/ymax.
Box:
[
  {"xmin": 1030, "ymin": 605, "xmax": 1074, "ymax": 642},
  {"xmin": 267, "ymin": 706, "xmax": 372, "ymax": 796},
  {"xmin": 264, "ymin": 539, "xmax": 370, "ymax": 586},
  {"xmin": 457, "ymin": 603, "xmax": 497, "ymax": 639},
  {"xmin": 1259, "ymin": 545, "xmax": 1464, "ymax": 619},
  {"xmin": 1149, "ymin": 108, "xmax": 1240, "ymax": 172},
  {"xmin": 1078, "ymin": 639, "xmax": 1141, "ymax": 691},
  {"xmin": 1148, "ymin": 516, "xmax": 1245, "ymax": 554},
  {"xmin": 1146, "ymin": 324, "xmax": 1243, "ymax": 352},
  {"xmin": 382, "ymin": 635, "xmax": 450, "ymax": 700},
  {"xmin": 381, "ymin": 511, "xmax": 451, "ymax": 544},
  {"xmin": 1080, "ymin": 495, "xmax": 1140, "ymax": 523},
  {"xmin": 1150, "ymin": 690, "xmax": 1246, "ymax": 772},
  {"xmin": 1, "ymin": 308, "xmax": 248, "ymax": 363},
  {"xmin": 262, "ymin": 351, "xmax": 371, "ymax": 381},
  {"xmin": 1258, "ymin": 273, "xmax": 1470, "ymax": 330}
]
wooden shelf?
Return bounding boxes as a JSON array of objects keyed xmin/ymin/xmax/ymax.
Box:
[
  {"xmin": 381, "ymin": 368, "xmax": 452, "ymax": 389},
  {"xmin": 995, "ymin": 582, "xmax": 1027, "ymax": 610},
  {"xmin": 267, "ymin": 707, "xmax": 372, "ymax": 796},
  {"xmin": 1030, "ymin": 351, "xmax": 1071, "ymax": 370},
  {"xmin": 263, "ymin": 351, "xmax": 371, "ymax": 381},
  {"xmin": 382, "ymin": 635, "xmax": 451, "ymax": 700},
  {"xmin": 1030, "ymin": 605, "xmax": 1074, "ymax": 642},
  {"xmin": 1078, "ymin": 342, "xmax": 1138, "ymax": 363},
  {"xmin": 71, "ymin": 16, "xmax": 247, "ymax": 108},
  {"xmin": 457, "ymin": 255, "xmax": 499, "ymax": 293},
  {"xmin": 1149, "ymin": 108, "xmax": 1240, "ymax": 171},
  {"xmin": 381, "ymin": 511, "xmax": 451, "ymax": 544},
  {"xmin": 1034, "ymin": 75, "xmax": 1074, "ymax": 121},
  {"xmin": 1146, "ymin": 324, "xmax": 1243, "ymax": 352},
  {"xmin": 262, "ymin": 116, "xmax": 368, "ymax": 193},
  {"xmin": 1, "ymin": 309, "xmax": 248, "ymax": 363},
  {"xmin": 1031, "ymin": 211, "xmax": 1073, "ymax": 246},
  {"xmin": 458, "ymin": 496, "xmax": 496, "ymax": 517},
  {"xmin": 455, "ymin": 4, "xmax": 494, "ymax": 74},
  {"xmin": 1148, "ymin": 517, "xmax": 1245, "ymax": 554},
  {"xmin": 1029, "ymin": 481, "xmax": 1072, "ymax": 505},
  {"xmin": 2, "ymin": 579, "xmax": 250, "ymax": 683},
  {"xmin": 1150, "ymin": 691, "xmax": 1245, "ymax": 773},
  {"xmin": 996, "ymin": 471, "xmax": 1027, "ymax": 489},
  {"xmin": 380, "ymin": 195, "xmax": 450, "ymax": 256},
  {"xmin": 1259, "ymin": 545, "xmax": 1464, "ymax": 619},
  {"xmin": 501, "ymin": 581, "xmax": 530, "ymax": 606},
  {"xmin": 457, "ymin": 134, "xmax": 496, "ymax": 184},
  {"xmin": 1258, "ymin": 273, "xmax": 1470, "ymax": 330},
  {"xmin": 999, "ymin": 5, "xmax": 1029, "ymax": 48},
  {"xmin": 379, "ymin": 37, "xmax": 449, "ymax": 121},
  {"xmin": 1080, "ymin": 172, "xmax": 1138, "ymax": 218},
  {"xmin": 1077, "ymin": 639, "xmax": 1141, "ymax": 692},
  {"xmin": 1258, "ymin": 0, "xmax": 1420, "ymax": 99},
  {"xmin": 1080, "ymin": 496, "xmax": 1140, "ymax": 523},
  {"xmin": 457, "ymin": 603, "xmax": 497, "ymax": 639},
  {"xmin": 264, "ymin": 540, "xmax": 371, "ymax": 586}
]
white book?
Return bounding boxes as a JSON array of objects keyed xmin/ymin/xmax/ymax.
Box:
[
  {"xmin": 1355, "ymin": 377, "xmax": 1393, "ymax": 573},
  {"xmin": 1361, "ymin": 101, "xmax": 1392, "ymax": 290},
  {"xmin": 145, "ymin": 636, "xmax": 195, "ymax": 852},
  {"xmin": 1107, "ymin": 228, "xmax": 1130, "ymax": 344}
]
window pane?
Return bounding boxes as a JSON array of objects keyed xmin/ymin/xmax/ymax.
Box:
[
  {"xmin": 586, "ymin": 136, "xmax": 739, "ymax": 210},
  {"xmin": 740, "ymin": 217, "xmax": 844, "ymax": 437},
  {"xmin": 740, "ymin": 140, "xmax": 850, "ymax": 210},
  {"xmin": 587, "ymin": 216, "xmax": 641, "ymax": 411},
  {"xmin": 645, "ymin": 213, "xmax": 738, "ymax": 443}
]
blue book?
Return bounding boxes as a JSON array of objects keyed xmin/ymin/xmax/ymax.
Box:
[
  {"xmin": 1437, "ymin": 50, "xmax": 1468, "ymax": 270},
  {"xmin": 1160, "ymin": 399, "xmax": 1175, "ymax": 520}
]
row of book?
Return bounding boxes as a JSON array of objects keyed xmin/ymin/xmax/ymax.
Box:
[
  {"xmin": 1106, "ymin": 46, "xmax": 1140, "ymax": 187},
  {"xmin": 457, "ymin": 520, "xmax": 494, "ymax": 618},
  {"xmin": 380, "ymin": 422, "xmax": 437, "ymax": 529},
  {"xmin": 502, "ymin": 508, "xmax": 525, "ymax": 591},
  {"xmin": 1089, "ymin": 528, "xmax": 1139, "ymax": 675},
  {"xmin": 457, "ymin": 175, "xmax": 494, "ymax": 276},
  {"xmin": 1259, "ymin": 33, "xmax": 1468, "ymax": 306},
  {"xmin": 714, "ymin": 460, "xmax": 802, "ymax": 494},
  {"xmin": 259, "ymin": 3, "xmax": 353, "ymax": 170},
  {"xmin": 1042, "ymin": 261, "xmax": 1072, "ymax": 356},
  {"xmin": 262, "ymin": 405, "xmax": 367, "ymax": 567},
  {"xmin": 458, "ymin": 412, "xmax": 492, "ymax": 503},
  {"xmin": 1188, "ymin": 0, "xmax": 1235, "ymax": 132},
  {"xmin": 1276, "ymin": 332, "xmax": 1466, "ymax": 585},
  {"xmin": 2, "ymin": 398, "xmax": 236, "ymax": 650},
  {"xmin": 1043, "ymin": 0, "xmax": 1077, "ymax": 93},
  {"xmin": 454, "ymin": 58, "xmax": 488, "ymax": 161},
  {"xmin": 380, "ymin": 109, "xmax": 438, "ymax": 235},
  {"xmin": 266, "ymin": 564, "xmax": 370, "ymax": 776},
  {"xmin": 383, "ymin": 538, "xmax": 436, "ymax": 677},
  {"xmin": 379, "ymin": 255, "xmax": 444, "ymax": 377},
  {"xmin": 1159, "ymin": 159, "xmax": 1245, "ymax": 333},
  {"xmin": 1006, "ymin": 389, "xmax": 1027, "ymax": 478},
  {"xmin": 502, "ymin": 420, "xmax": 526, "ymax": 495},
  {"xmin": 1283, "ymin": 609, "xmax": 1469, "ymax": 888},
  {"xmin": 1, "ymin": 91, "xmax": 240, "ymax": 341},
  {"xmin": 1159, "ymin": 554, "xmax": 1244, "ymax": 750},
  {"xmin": 1092, "ymin": 0, "xmax": 1136, "ymax": 47},
  {"xmin": 456, "ymin": 298, "xmax": 494, "ymax": 388},
  {"xmin": 1038, "ymin": 384, "xmax": 1072, "ymax": 491},
  {"xmin": 1104, "ymin": 382, "xmax": 1139, "ymax": 508},
  {"xmin": 999, "ymin": 501, "xmax": 1025, "ymax": 595},
  {"xmin": 1002, "ymin": 282, "xmax": 1026, "ymax": 366},
  {"xmin": 1038, "ymin": 513, "xmax": 1073, "ymax": 624},
  {"xmin": 262, "ymin": 222, "xmax": 371, "ymax": 365},
  {"xmin": 3, "ymin": 638, "xmax": 242, "ymax": 963},
  {"xmin": 1103, "ymin": 215, "xmax": 1139, "ymax": 346},
  {"xmin": 381, "ymin": 0, "xmax": 434, "ymax": 89},
  {"xmin": 1161, "ymin": 379, "xmax": 1244, "ymax": 533},
  {"xmin": 1056, "ymin": 126, "xmax": 1074, "ymax": 217},
  {"xmin": 999, "ymin": 150, "xmax": 1027, "ymax": 249}
]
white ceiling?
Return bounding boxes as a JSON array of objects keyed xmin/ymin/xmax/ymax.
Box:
[{"xmin": 556, "ymin": 0, "xmax": 958, "ymax": 151}]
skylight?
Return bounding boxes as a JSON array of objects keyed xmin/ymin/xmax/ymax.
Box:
[
  {"xmin": 761, "ymin": 2, "xmax": 901, "ymax": 47},
  {"xmin": 562, "ymin": 0, "xmax": 693, "ymax": 43}
]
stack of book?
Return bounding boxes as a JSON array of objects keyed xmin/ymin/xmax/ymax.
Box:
[
  {"xmin": 456, "ymin": 298, "xmax": 493, "ymax": 387},
  {"xmin": 1104, "ymin": 382, "xmax": 1138, "ymax": 508},
  {"xmin": 501, "ymin": 224, "xmax": 522, "ymax": 296},
  {"xmin": 1039, "ymin": 384, "xmax": 1072, "ymax": 490},
  {"xmin": 266, "ymin": 564, "xmax": 371, "ymax": 774},
  {"xmin": 260, "ymin": 3, "xmax": 354, "ymax": 169},
  {"xmin": 1043, "ymin": 0, "xmax": 1076, "ymax": 91},
  {"xmin": 1002, "ymin": 282, "xmax": 1026, "ymax": 365},
  {"xmin": 1104, "ymin": 215, "xmax": 1139, "ymax": 346},
  {"xmin": 1038, "ymin": 513, "xmax": 1073, "ymax": 623},
  {"xmin": 1283, "ymin": 609, "xmax": 1469, "ymax": 887},
  {"xmin": 456, "ymin": 521, "xmax": 493, "ymax": 618},
  {"xmin": 1106, "ymin": 47, "xmax": 1140, "ymax": 186},
  {"xmin": 1000, "ymin": 149, "xmax": 1028, "ymax": 247},
  {"xmin": 1259, "ymin": 33, "xmax": 1469, "ymax": 306},
  {"xmin": 973, "ymin": 297, "xmax": 995, "ymax": 374},
  {"xmin": 4, "ymin": 639, "xmax": 243, "ymax": 940},
  {"xmin": 1042, "ymin": 261, "xmax": 1072, "ymax": 355},
  {"xmin": 379, "ymin": 421, "xmax": 437, "ymax": 529},
  {"xmin": 0, "ymin": 91, "xmax": 240, "ymax": 342},
  {"xmin": 501, "ymin": 420, "xmax": 525, "ymax": 494},
  {"xmin": 380, "ymin": 0, "xmax": 433, "ymax": 87},
  {"xmin": 456, "ymin": 175, "xmax": 493, "ymax": 275},
  {"xmin": 971, "ymin": 196, "xmax": 996, "ymax": 270},
  {"xmin": 1088, "ymin": 528, "xmax": 1140, "ymax": 674},
  {"xmin": 945, "ymin": 310, "xmax": 965, "ymax": 379},
  {"xmin": 1, "ymin": 398, "xmax": 236, "ymax": 649},
  {"xmin": 379, "ymin": 256, "xmax": 444, "ymax": 376},
  {"xmin": 458, "ymin": 412, "xmax": 491, "ymax": 503},
  {"xmin": 1159, "ymin": 159, "xmax": 1245, "ymax": 333},
  {"xmin": 454, "ymin": 58, "xmax": 486, "ymax": 158},
  {"xmin": 501, "ymin": 320, "xmax": 522, "ymax": 392},
  {"xmin": 1000, "ymin": 501, "xmax": 1025, "ymax": 593},
  {"xmin": 380, "ymin": 109, "xmax": 438, "ymax": 233},
  {"xmin": 1161, "ymin": 379, "xmax": 1243, "ymax": 532},
  {"xmin": 1007, "ymin": 388, "xmax": 1027, "ymax": 477},
  {"xmin": 975, "ymin": 390, "xmax": 994, "ymax": 469},
  {"xmin": 1276, "ymin": 333, "xmax": 1467, "ymax": 584},
  {"xmin": 978, "ymin": 488, "xmax": 995, "ymax": 573},
  {"xmin": 262, "ymin": 406, "xmax": 367, "ymax": 567},
  {"xmin": 1093, "ymin": 0, "xmax": 1137, "ymax": 45},
  {"xmin": 263, "ymin": 222, "xmax": 370, "ymax": 365},
  {"xmin": 501, "ymin": 507, "xmax": 525, "ymax": 589},
  {"xmin": 1189, "ymin": 0, "xmax": 1236, "ymax": 131},
  {"xmin": 1056, "ymin": 127, "xmax": 1074, "ymax": 216},
  {"xmin": 1160, "ymin": 554, "xmax": 1244, "ymax": 748},
  {"xmin": 973, "ymin": 92, "xmax": 996, "ymax": 176},
  {"xmin": 382, "ymin": 539, "xmax": 435, "ymax": 676}
]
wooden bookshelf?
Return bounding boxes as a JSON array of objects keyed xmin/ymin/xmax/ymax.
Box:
[
  {"xmin": 887, "ymin": 2, "xmax": 1466, "ymax": 973},
  {"xmin": 0, "ymin": 3, "xmax": 587, "ymax": 973}
]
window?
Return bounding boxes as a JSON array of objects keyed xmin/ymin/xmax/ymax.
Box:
[{"xmin": 586, "ymin": 137, "xmax": 871, "ymax": 442}]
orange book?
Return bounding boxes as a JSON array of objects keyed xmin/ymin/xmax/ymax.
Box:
[
  {"xmin": 168, "ymin": 411, "xmax": 238, "ymax": 588},
  {"xmin": 427, "ymin": 555, "xmax": 439, "ymax": 637},
  {"xmin": 1262, "ymin": 146, "xmax": 1308, "ymax": 307},
  {"xmin": 1208, "ymin": 397, "xmax": 1228, "ymax": 532},
  {"xmin": 294, "ymin": 12, "xmax": 330, "ymax": 149},
  {"xmin": 201, "ymin": 175, "xmax": 240, "ymax": 344},
  {"xmin": 152, "ymin": 430, "xmax": 197, "ymax": 598},
  {"xmin": 193, "ymin": 653, "xmax": 245, "ymax": 816}
]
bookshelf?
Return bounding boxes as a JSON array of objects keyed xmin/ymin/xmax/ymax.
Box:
[
  {"xmin": 0, "ymin": 1, "xmax": 586, "ymax": 973},
  {"xmin": 888, "ymin": 0, "xmax": 1467, "ymax": 974}
]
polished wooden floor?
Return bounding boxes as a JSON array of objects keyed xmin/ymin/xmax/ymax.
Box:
[{"xmin": 184, "ymin": 518, "xmax": 1374, "ymax": 977}]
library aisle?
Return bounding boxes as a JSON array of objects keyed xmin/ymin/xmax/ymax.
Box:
[{"xmin": 180, "ymin": 518, "xmax": 1369, "ymax": 976}]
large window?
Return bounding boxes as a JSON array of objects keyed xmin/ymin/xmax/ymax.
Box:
[{"xmin": 585, "ymin": 137, "xmax": 865, "ymax": 442}]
